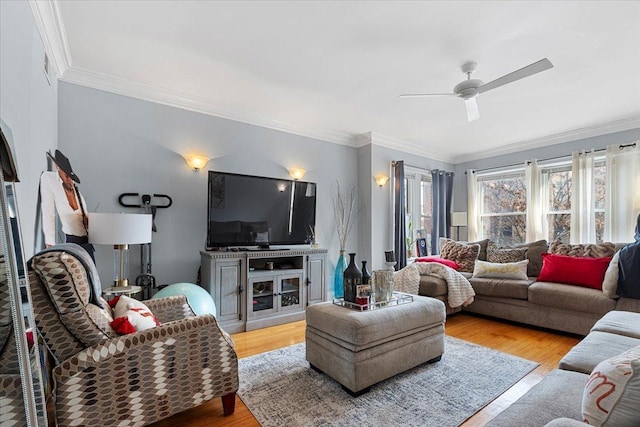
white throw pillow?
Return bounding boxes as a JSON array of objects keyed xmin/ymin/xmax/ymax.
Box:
[
  {"xmin": 472, "ymin": 259, "xmax": 529, "ymax": 280},
  {"xmin": 582, "ymin": 344, "xmax": 640, "ymax": 426},
  {"xmin": 110, "ymin": 295, "xmax": 160, "ymax": 335},
  {"xmin": 601, "ymin": 251, "xmax": 620, "ymax": 299}
]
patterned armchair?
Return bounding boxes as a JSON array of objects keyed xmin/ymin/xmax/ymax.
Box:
[
  {"xmin": 28, "ymin": 247, "xmax": 239, "ymax": 426},
  {"xmin": 0, "ymin": 255, "xmax": 28, "ymax": 426}
]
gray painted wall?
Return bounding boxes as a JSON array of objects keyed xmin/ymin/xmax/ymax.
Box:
[
  {"xmin": 0, "ymin": 1, "xmax": 58, "ymax": 257},
  {"xmin": 58, "ymin": 82, "xmax": 359, "ymax": 295},
  {"xmin": 452, "ymin": 128, "xmax": 640, "ymax": 241},
  {"xmin": 369, "ymin": 144, "xmax": 453, "ymax": 269}
]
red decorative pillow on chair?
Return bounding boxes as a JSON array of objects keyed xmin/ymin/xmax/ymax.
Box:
[
  {"xmin": 415, "ymin": 256, "xmax": 461, "ymax": 270},
  {"xmin": 537, "ymin": 253, "xmax": 612, "ymax": 290},
  {"xmin": 108, "ymin": 295, "xmax": 160, "ymax": 335}
]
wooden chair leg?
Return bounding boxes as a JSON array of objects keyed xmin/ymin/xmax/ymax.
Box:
[{"xmin": 221, "ymin": 392, "xmax": 236, "ymax": 415}]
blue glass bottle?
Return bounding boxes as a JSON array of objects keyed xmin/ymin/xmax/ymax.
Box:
[{"xmin": 334, "ymin": 251, "xmax": 347, "ymax": 298}]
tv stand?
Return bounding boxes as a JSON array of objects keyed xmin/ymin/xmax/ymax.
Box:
[{"xmin": 200, "ymin": 248, "xmax": 327, "ymax": 333}]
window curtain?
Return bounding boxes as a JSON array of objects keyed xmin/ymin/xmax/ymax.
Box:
[
  {"xmin": 466, "ymin": 169, "xmax": 479, "ymax": 241},
  {"xmin": 392, "ymin": 160, "xmax": 407, "ymax": 270},
  {"xmin": 525, "ymin": 160, "xmax": 545, "ymax": 242},
  {"xmin": 431, "ymin": 169, "xmax": 454, "ymax": 253},
  {"xmin": 604, "ymin": 142, "xmax": 640, "ymax": 242},
  {"xmin": 571, "ymin": 149, "xmax": 597, "ymax": 244}
]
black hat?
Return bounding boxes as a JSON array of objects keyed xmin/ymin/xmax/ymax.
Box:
[{"xmin": 48, "ymin": 150, "xmax": 80, "ymax": 183}]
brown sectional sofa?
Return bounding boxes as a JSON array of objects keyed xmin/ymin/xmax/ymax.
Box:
[{"xmin": 418, "ymin": 240, "xmax": 640, "ymax": 335}]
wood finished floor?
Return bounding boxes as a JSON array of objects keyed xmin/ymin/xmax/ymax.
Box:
[{"xmin": 150, "ymin": 313, "xmax": 582, "ymax": 427}]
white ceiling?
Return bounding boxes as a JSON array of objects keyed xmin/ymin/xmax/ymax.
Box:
[{"xmin": 38, "ymin": 1, "xmax": 640, "ymax": 163}]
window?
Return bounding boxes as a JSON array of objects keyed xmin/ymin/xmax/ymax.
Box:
[
  {"xmin": 477, "ymin": 170, "xmax": 526, "ymax": 245},
  {"xmin": 473, "ymin": 156, "xmax": 608, "ymax": 244},
  {"xmin": 541, "ymin": 158, "xmax": 606, "ymax": 243},
  {"xmin": 542, "ymin": 165, "xmax": 572, "ymax": 243},
  {"xmin": 405, "ymin": 167, "xmax": 432, "ymax": 256}
]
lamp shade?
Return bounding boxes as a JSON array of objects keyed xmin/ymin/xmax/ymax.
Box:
[
  {"xmin": 88, "ymin": 213, "xmax": 152, "ymax": 245},
  {"xmin": 451, "ymin": 212, "xmax": 468, "ymax": 227}
]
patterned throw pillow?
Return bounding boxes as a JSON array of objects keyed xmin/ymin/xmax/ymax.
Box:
[
  {"xmin": 472, "ymin": 259, "xmax": 529, "ymax": 280},
  {"xmin": 487, "ymin": 242, "xmax": 528, "ymax": 263},
  {"xmin": 439, "ymin": 238, "xmax": 480, "ymax": 273},
  {"xmin": 550, "ymin": 241, "xmax": 616, "ymax": 258},
  {"xmin": 582, "ymin": 345, "xmax": 640, "ymax": 426}
]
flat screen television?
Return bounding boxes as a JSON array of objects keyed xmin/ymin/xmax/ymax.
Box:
[{"xmin": 206, "ymin": 171, "xmax": 317, "ymax": 249}]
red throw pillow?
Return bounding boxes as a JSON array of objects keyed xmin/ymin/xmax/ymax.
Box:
[
  {"xmin": 537, "ymin": 253, "xmax": 612, "ymax": 290},
  {"xmin": 415, "ymin": 256, "xmax": 461, "ymax": 270}
]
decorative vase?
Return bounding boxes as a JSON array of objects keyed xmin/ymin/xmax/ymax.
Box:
[
  {"xmin": 334, "ymin": 250, "xmax": 347, "ymax": 298},
  {"xmin": 361, "ymin": 261, "xmax": 370, "ymax": 285},
  {"xmin": 343, "ymin": 253, "xmax": 362, "ymax": 303}
]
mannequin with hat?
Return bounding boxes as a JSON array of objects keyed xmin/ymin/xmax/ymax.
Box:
[{"xmin": 40, "ymin": 149, "xmax": 94, "ymax": 260}]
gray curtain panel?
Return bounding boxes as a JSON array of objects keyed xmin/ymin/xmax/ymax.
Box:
[
  {"xmin": 393, "ymin": 161, "xmax": 406, "ymax": 270},
  {"xmin": 431, "ymin": 169, "xmax": 455, "ymax": 254}
]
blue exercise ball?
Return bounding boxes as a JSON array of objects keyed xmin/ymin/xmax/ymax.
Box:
[{"xmin": 152, "ymin": 283, "xmax": 216, "ymax": 317}]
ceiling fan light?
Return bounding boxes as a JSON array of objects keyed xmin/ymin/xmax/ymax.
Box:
[{"xmin": 465, "ymin": 98, "xmax": 480, "ymax": 122}]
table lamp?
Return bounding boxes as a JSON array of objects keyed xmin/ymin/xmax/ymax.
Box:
[{"xmin": 88, "ymin": 213, "xmax": 152, "ymax": 291}]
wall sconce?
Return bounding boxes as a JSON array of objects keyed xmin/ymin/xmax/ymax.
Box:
[
  {"xmin": 288, "ymin": 168, "xmax": 306, "ymax": 180},
  {"xmin": 374, "ymin": 174, "xmax": 389, "ymax": 187},
  {"xmin": 277, "ymin": 183, "xmax": 287, "ymax": 192},
  {"xmin": 184, "ymin": 154, "xmax": 210, "ymax": 171}
]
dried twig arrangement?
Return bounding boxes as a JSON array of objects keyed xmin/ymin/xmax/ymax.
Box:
[{"xmin": 333, "ymin": 181, "xmax": 356, "ymax": 252}]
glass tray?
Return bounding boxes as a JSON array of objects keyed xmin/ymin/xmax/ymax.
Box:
[{"xmin": 332, "ymin": 292, "xmax": 413, "ymax": 311}]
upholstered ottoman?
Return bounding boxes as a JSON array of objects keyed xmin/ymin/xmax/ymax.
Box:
[{"xmin": 305, "ymin": 295, "xmax": 446, "ymax": 395}]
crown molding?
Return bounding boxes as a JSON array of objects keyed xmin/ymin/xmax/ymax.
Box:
[
  {"xmin": 60, "ymin": 66, "xmax": 360, "ymax": 147},
  {"xmin": 454, "ymin": 115, "xmax": 640, "ymax": 164},
  {"xmin": 367, "ymin": 132, "xmax": 456, "ymax": 164},
  {"xmin": 28, "ymin": 0, "xmax": 72, "ymax": 77}
]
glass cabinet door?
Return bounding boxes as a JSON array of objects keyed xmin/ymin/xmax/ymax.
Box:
[
  {"xmin": 279, "ymin": 274, "xmax": 301, "ymax": 311},
  {"xmin": 250, "ymin": 278, "xmax": 275, "ymax": 314}
]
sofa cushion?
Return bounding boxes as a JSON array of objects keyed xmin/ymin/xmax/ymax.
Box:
[
  {"xmin": 439, "ymin": 239, "xmax": 480, "ymax": 273},
  {"xmin": 473, "ymin": 259, "xmax": 529, "ymax": 280},
  {"xmin": 616, "ymin": 297, "xmax": 640, "ymax": 313},
  {"xmin": 514, "ymin": 239, "xmax": 548, "ymax": 277},
  {"xmin": 601, "ymin": 252, "xmax": 620, "ymax": 298},
  {"xmin": 469, "ymin": 277, "xmax": 534, "ymax": 300},
  {"xmin": 538, "ymin": 253, "xmax": 611, "ymax": 290},
  {"xmin": 487, "ymin": 242, "xmax": 528, "ymax": 263},
  {"xmin": 529, "ymin": 282, "xmax": 616, "ymax": 315},
  {"xmin": 591, "ymin": 311, "xmax": 640, "ymax": 339},
  {"xmin": 549, "ymin": 241, "xmax": 616, "ymax": 258},
  {"xmin": 469, "ymin": 238, "xmax": 490, "ymax": 261},
  {"xmin": 559, "ymin": 330, "xmax": 640, "ymax": 374},
  {"xmin": 418, "ymin": 275, "xmax": 448, "ymax": 298},
  {"xmin": 485, "ymin": 369, "xmax": 588, "ymax": 427},
  {"xmin": 582, "ymin": 345, "xmax": 640, "ymax": 426}
]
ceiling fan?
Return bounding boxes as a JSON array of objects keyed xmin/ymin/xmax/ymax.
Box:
[{"xmin": 399, "ymin": 58, "xmax": 553, "ymax": 122}]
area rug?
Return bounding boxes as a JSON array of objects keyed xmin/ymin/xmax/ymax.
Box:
[{"xmin": 238, "ymin": 336, "xmax": 538, "ymax": 427}]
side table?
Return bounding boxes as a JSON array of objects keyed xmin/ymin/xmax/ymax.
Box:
[{"xmin": 102, "ymin": 285, "xmax": 142, "ymax": 299}]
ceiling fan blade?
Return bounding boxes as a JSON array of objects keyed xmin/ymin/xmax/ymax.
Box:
[
  {"xmin": 465, "ymin": 98, "xmax": 480, "ymax": 122},
  {"xmin": 398, "ymin": 93, "xmax": 456, "ymax": 98},
  {"xmin": 478, "ymin": 58, "xmax": 553, "ymax": 94}
]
